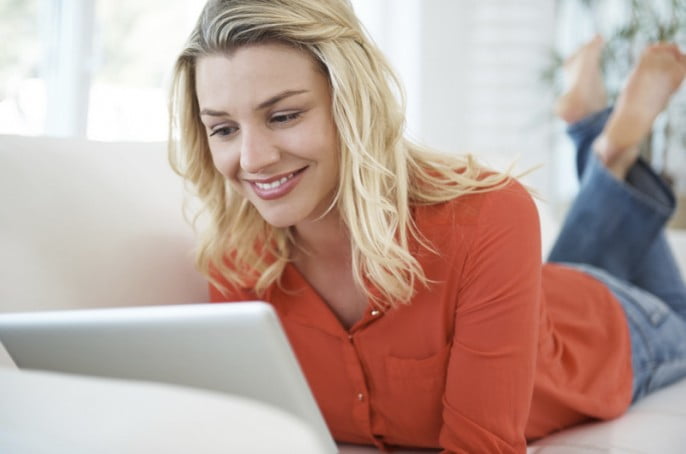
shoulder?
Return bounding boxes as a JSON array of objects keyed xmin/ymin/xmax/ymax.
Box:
[
  {"xmin": 208, "ymin": 264, "xmax": 258, "ymax": 303},
  {"xmin": 476, "ymin": 177, "xmax": 539, "ymax": 228},
  {"xmin": 415, "ymin": 177, "xmax": 538, "ymax": 231},
  {"xmin": 409, "ymin": 177, "xmax": 541, "ymax": 275}
]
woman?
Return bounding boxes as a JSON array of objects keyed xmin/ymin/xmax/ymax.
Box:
[{"xmin": 168, "ymin": 1, "xmax": 686, "ymax": 452}]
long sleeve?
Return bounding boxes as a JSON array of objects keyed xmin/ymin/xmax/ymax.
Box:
[
  {"xmin": 209, "ymin": 275, "xmax": 258, "ymax": 302},
  {"xmin": 439, "ymin": 182, "xmax": 542, "ymax": 453}
]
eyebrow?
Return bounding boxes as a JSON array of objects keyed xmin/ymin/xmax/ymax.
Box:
[{"xmin": 199, "ymin": 89, "xmax": 309, "ymax": 117}]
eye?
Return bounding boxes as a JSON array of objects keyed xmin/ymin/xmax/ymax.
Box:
[
  {"xmin": 271, "ymin": 112, "xmax": 301, "ymax": 124},
  {"xmin": 210, "ymin": 125, "xmax": 238, "ymax": 137}
]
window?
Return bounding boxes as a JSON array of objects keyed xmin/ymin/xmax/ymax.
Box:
[
  {"xmin": 0, "ymin": 0, "xmax": 204, "ymax": 141},
  {"xmin": 88, "ymin": 0, "xmax": 205, "ymax": 141},
  {"xmin": 0, "ymin": 0, "xmax": 43, "ymax": 136}
]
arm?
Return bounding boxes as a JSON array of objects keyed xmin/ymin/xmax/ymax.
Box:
[
  {"xmin": 209, "ymin": 283, "xmax": 256, "ymax": 302},
  {"xmin": 440, "ymin": 182, "xmax": 542, "ymax": 453},
  {"xmin": 208, "ymin": 266, "xmax": 258, "ymax": 302}
]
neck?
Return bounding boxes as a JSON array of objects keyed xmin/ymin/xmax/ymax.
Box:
[{"xmin": 291, "ymin": 209, "xmax": 350, "ymax": 263}]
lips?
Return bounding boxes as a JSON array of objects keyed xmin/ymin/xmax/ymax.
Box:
[{"xmin": 247, "ymin": 166, "xmax": 308, "ymax": 200}]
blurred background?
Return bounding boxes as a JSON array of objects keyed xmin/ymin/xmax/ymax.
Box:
[{"xmin": 1, "ymin": 0, "xmax": 684, "ymax": 221}]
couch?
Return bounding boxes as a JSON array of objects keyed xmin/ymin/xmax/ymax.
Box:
[{"xmin": 1, "ymin": 134, "xmax": 685, "ymax": 453}]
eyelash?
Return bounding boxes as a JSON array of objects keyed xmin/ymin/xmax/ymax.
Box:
[
  {"xmin": 271, "ymin": 112, "xmax": 301, "ymax": 123},
  {"xmin": 209, "ymin": 112, "xmax": 302, "ymax": 138},
  {"xmin": 210, "ymin": 126, "xmax": 238, "ymax": 137}
]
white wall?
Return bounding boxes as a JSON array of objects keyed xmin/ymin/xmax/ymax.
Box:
[{"xmin": 354, "ymin": 1, "xmax": 557, "ymax": 195}]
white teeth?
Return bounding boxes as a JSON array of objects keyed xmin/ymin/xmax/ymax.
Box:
[{"xmin": 254, "ymin": 172, "xmax": 296, "ymax": 190}]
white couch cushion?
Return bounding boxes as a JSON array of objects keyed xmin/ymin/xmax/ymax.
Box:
[{"xmin": 0, "ymin": 135, "xmax": 208, "ymax": 313}]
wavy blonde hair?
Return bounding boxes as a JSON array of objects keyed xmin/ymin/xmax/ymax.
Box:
[{"xmin": 169, "ymin": 0, "xmax": 511, "ymax": 307}]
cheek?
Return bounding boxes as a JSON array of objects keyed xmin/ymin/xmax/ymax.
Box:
[
  {"xmin": 209, "ymin": 147, "xmax": 248, "ymax": 196},
  {"xmin": 291, "ymin": 117, "xmax": 339, "ymax": 162},
  {"xmin": 210, "ymin": 146, "xmax": 240, "ymax": 179}
]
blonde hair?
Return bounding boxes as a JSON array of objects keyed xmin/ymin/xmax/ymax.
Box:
[{"xmin": 169, "ymin": 0, "xmax": 510, "ymax": 307}]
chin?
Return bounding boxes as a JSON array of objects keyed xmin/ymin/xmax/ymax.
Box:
[
  {"xmin": 262, "ymin": 218, "xmax": 296, "ymax": 229},
  {"xmin": 254, "ymin": 208, "xmax": 300, "ymax": 229}
]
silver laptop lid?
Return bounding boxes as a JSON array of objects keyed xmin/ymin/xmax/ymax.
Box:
[{"xmin": 0, "ymin": 302, "xmax": 337, "ymax": 453}]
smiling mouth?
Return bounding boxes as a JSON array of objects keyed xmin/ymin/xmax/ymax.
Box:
[
  {"xmin": 248, "ymin": 166, "xmax": 309, "ymax": 200},
  {"xmin": 254, "ymin": 168, "xmax": 303, "ymax": 190}
]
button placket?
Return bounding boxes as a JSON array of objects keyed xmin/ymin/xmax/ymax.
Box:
[{"xmin": 341, "ymin": 331, "xmax": 373, "ymax": 434}]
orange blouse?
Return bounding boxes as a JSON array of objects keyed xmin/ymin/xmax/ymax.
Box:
[{"xmin": 210, "ymin": 179, "xmax": 633, "ymax": 453}]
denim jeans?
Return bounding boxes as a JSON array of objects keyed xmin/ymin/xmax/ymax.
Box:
[{"xmin": 547, "ymin": 108, "xmax": 686, "ymax": 402}]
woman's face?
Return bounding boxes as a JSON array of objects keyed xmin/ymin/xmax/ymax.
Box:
[{"xmin": 195, "ymin": 43, "xmax": 339, "ymax": 229}]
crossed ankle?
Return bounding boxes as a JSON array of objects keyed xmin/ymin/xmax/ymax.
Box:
[{"xmin": 592, "ymin": 134, "xmax": 639, "ymax": 180}]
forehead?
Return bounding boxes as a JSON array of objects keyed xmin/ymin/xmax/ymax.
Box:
[{"xmin": 195, "ymin": 43, "xmax": 326, "ymax": 109}]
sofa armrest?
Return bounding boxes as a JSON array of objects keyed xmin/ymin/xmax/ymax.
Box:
[{"xmin": 0, "ymin": 135, "xmax": 208, "ymax": 314}]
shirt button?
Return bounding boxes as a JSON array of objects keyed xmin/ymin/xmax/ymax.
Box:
[
  {"xmin": 370, "ymin": 309, "xmax": 381, "ymax": 317},
  {"xmin": 357, "ymin": 393, "xmax": 365, "ymax": 401}
]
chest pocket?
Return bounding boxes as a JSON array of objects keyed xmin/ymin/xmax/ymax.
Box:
[
  {"xmin": 381, "ymin": 345, "xmax": 450, "ymax": 445},
  {"xmin": 385, "ymin": 346, "xmax": 450, "ymax": 389}
]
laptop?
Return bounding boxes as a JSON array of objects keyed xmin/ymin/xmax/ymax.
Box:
[{"xmin": 0, "ymin": 302, "xmax": 338, "ymax": 453}]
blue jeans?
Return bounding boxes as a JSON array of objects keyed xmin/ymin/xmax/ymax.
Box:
[{"xmin": 547, "ymin": 108, "xmax": 686, "ymax": 402}]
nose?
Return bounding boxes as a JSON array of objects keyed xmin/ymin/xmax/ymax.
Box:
[{"xmin": 239, "ymin": 127, "xmax": 280, "ymax": 174}]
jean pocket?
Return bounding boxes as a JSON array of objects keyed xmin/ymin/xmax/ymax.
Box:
[
  {"xmin": 570, "ymin": 263, "xmax": 671, "ymax": 328},
  {"xmin": 615, "ymin": 284, "xmax": 670, "ymax": 327}
]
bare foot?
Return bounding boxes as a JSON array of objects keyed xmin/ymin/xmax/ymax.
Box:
[
  {"xmin": 594, "ymin": 43, "xmax": 686, "ymax": 180},
  {"xmin": 554, "ymin": 35, "xmax": 607, "ymax": 123}
]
